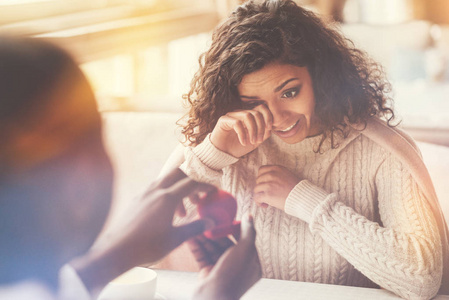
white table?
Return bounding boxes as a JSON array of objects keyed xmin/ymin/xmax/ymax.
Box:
[{"xmin": 154, "ymin": 269, "xmax": 449, "ymax": 300}]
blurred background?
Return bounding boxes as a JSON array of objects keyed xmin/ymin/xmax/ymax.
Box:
[
  {"xmin": 2, "ymin": 0, "xmax": 448, "ymax": 235},
  {"xmin": 1, "ymin": 0, "xmax": 448, "ymax": 145}
]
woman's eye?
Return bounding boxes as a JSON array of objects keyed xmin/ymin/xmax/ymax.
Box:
[{"xmin": 281, "ymin": 89, "xmax": 298, "ymax": 99}]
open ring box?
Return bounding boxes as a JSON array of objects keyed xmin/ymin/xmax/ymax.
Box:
[{"xmin": 97, "ymin": 267, "xmax": 158, "ymax": 300}]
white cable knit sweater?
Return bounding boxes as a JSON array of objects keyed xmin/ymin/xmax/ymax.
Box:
[{"xmin": 179, "ymin": 127, "xmax": 443, "ymax": 300}]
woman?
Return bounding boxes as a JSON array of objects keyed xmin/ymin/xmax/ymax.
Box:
[{"xmin": 178, "ymin": 0, "xmax": 448, "ymax": 298}]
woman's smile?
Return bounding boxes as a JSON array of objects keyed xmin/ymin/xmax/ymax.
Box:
[{"xmin": 274, "ymin": 119, "xmax": 301, "ymax": 138}]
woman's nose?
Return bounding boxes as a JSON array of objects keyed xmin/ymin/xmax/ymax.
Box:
[{"xmin": 267, "ymin": 103, "xmax": 285, "ymax": 128}]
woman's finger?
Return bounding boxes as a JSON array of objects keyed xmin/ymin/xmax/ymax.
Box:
[
  {"xmin": 253, "ymin": 183, "xmax": 275, "ymax": 207},
  {"xmin": 254, "ymin": 182, "xmax": 273, "ymax": 195},
  {"xmin": 254, "ymin": 104, "xmax": 273, "ymax": 131},
  {"xmin": 240, "ymin": 111, "xmax": 258, "ymax": 145},
  {"xmin": 256, "ymin": 166, "xmax": 283, "ymax": 185},
  {"xmin": 255, "ymin": 172, "xmax": 275, "ymax": 185},
  {"xmin": 231, "ymin": 119, "xmax": 249, "ymax": 146},
  {"xmin": 227, "ymin": 110, "xmax": 266, "ymax": 145},
  {"xmin": 253, "ymin": 190, "xmax": 267, "ymax": 205},
  {"xmin": 250, "ymin": 110, "xmax": 266, "ymax": 143},
  {"xmin": 236, "ymin": 110, "xmax": 268, "ymax": 144},
  {"xmin": 219, "ymin": 114, "xmax": 249, "ymax": 146},
  {"xmin": 257, "ymin": 165, "xmax": 279, "ymax": 177}
]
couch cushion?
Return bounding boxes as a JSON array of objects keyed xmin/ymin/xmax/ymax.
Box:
[
  {"xmin": 102, "ymin": 111, "xmax": 184, "ymax": 213},
  {"xmin": 419, "ymin": 141, "xmax": 449, "ymax": 222}
]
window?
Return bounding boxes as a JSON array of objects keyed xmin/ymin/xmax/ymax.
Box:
[{"xmin": 0, "ymin": 0, "xmax": 233, "ymax": 111}]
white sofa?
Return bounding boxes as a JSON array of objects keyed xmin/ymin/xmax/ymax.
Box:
[{"xmin": 102, "ymin": 111, "xmax": 184, "ymax": 213}]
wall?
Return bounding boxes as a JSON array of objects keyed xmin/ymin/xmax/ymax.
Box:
[{"xmin": 414, "ymin": 0, "xmax": 449, "ymax": 24}]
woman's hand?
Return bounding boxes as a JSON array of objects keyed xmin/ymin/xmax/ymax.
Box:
[
  {"xmin": 190, "ymin": 215, "xmax": 262, "ymax": 300},
  {"xmin": 210, "ymin": 104, "xmax": 273, "ymax": 158},
  {"xmin": 253, "ymin": 165, "xmax": 300, "ymax": 210},
  {"xmin": 70, "ymin": 168, "xmax": 217, "ymax": 296}
]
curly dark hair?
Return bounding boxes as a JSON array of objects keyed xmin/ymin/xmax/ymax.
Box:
[{"xmin": 182, "ymin": 0, "xmax": 395, "ymax": 150}]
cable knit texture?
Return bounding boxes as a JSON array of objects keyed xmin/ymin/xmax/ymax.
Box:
[
  {"xmin": 284, "ymin": 180, "xmax": 328, "ymax": 224},
  {"xmin": 180, "ymin": 129, "xmax": 443, "ymax": 300}
]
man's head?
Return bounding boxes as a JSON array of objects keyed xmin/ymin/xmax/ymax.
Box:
[{"xmin": 0, "ymin": 36, "xmax": 113, "ymax": 288}]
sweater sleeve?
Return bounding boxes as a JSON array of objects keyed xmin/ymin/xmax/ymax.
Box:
[
  {"xmin": 179, "ymin": 134, "xmax": 239, "ymax": 187},
  {"xmin": 284, "ymin": 180, "xmax": 329, "ymax": 224},
  {"xmin": 285, "ymin": 153, "xmax": 442, "ymax": 300}
]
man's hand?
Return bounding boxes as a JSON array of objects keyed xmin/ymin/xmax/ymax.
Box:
[
  {"xmin": 190, "ymin": 215, "xmax": 262, "ymax": 300},
  {"xmin": 70, "ymin": 168, "xmax": 216, "ymax": 296}
]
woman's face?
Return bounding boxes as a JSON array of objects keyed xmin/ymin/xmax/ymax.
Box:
[{"xmin": 237, "ymin": 62, "xmax": 320, "ymax": 144}]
